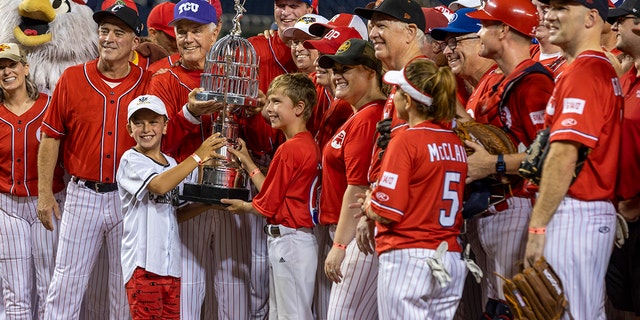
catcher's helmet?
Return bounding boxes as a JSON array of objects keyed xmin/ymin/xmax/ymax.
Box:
[{"xmin": 466, "ymin": 0, "xmax": 538, "ymax": 37}]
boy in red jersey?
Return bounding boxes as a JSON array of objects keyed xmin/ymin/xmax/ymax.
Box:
[{"xmin": 221, "ymin": 73, "xmax": 320, "ymax": 320}]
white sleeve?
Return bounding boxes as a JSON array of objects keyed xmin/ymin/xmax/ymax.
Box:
[{"xmin": 117, "ymin": 151, "xmax": 161, "ymax": 202}]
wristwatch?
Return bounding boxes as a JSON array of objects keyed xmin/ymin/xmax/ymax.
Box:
[{"xmin": 496, "ymin": 154, "xmax": 506, "ymax": 175}]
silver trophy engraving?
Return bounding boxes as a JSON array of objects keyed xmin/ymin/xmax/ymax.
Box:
[{"xmin": 181, "ymin": 0, "xmax": 259, "ymax": 203}]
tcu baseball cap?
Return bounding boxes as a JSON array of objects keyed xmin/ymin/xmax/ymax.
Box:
[
  {"xmin": 318, "ymin": 39, "xmax": 382, "ymax": 74},
  {"xmin": 383, "ymin": 63, "xmax": 434, "ymax": 106},
  {"xmin": 308, "ymin": 13, "xmax": 369, "ymax": 41},
  {"xmin": 93, "ymin": 1, "xmax": 144, "ymax": 35},
  {"xmin": 431, "ymin": 8, "xmax": 482, "ymax": 41},
  {"xmin": 538, "ymin": 0, "xmax": 608, "ymax": 21},
  {"xmin": 0, "ymin": 43, "xmax": 27, "ymax": 64},
  {"xmin": 170, "ymin": 0, "xmax": 218, "ymax": 26},
  {"xmin": 128, "ymin": 95, "xmax": 169, "ymax": 120},
  {"xmin": 304, "ymin": 26, "xmax": 363, "ymax": 54},
  {"xmin": 282, "ymin": 14, "xmax": 329, "ymax": 42},
  {"xmin": 147, "ymin": 2, "xmax": 176, "ymax": 38},
  {"xmin": 466, "ymin": 0, "xmax": 538, "ymax": 37},
  {"xmin": 608, "ymin": 0, "xmax": 640, "ymax": 23},
  {"xmin": 354, "ymin": 0, "xmax": 426, "ymax": 32}
]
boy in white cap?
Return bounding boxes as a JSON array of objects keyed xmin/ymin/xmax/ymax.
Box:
[{"xmin": 117, "ymin": 94, "xmax": 225, "ymax": 319}]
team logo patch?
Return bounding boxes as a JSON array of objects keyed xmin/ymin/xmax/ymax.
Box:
[
  {"xmin": 299, "ymin": 16, "xmax": 317, "ymax": 24},
  {"xmin": 599, "ymin": 226, "xmax": 611, "ymax": 233},
  {"xmin": 500, "ymin": 107, "xmax": 512, "ymax": 128},
  {"xmin": 330, "ymin": 130, "xmax": 346, "ymax": 149},
  {"xmin": 336, "ymin": 40, "xmax": 351, "ymax": 54},
  {"xmin": 561, "ymin": 118, "xmax": 577, "ymax": 127},
  {"xmin": 529, "ymin": 110, "xmax": 545, "ymax": 125},
  {"xmin": 375, "ymin": 192, "xmax": 389, "ymax": 202},
  {"xmin": 36, "ymin": 126, "xmax": 42, "ymax": 142},
  {"xmin": 379, "ymin": 171, "xmax": 398, "ymax": 190},
  {"xmin": 546, "ymin": 97, "xmax": 555, "ymax": 116},
  {"xmin": 561, "ymin": 98, "xmax": 585, "ymax": 115},
  {"xmin": 0, "ymin": 44, "xmax": 10, "ymax": 52}
]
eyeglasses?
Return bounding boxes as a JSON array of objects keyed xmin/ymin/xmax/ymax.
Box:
[
  {"xmin": 614, "ymin": 15, "xmax": 639, "ymax": 26},
  {"xmin": 438, "ymin": 35, "xmax": 480, "ymax": 52}
]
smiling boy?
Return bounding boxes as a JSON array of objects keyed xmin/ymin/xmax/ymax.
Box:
[{"xmin": 221, "ymin": 73, "xmax": 321, "ymax": 319}]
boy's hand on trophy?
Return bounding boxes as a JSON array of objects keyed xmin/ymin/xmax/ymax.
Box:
[
  {"xmin": 226, "ymin": 138, "xmax": 254, "ymax": 170},
  {"xmin": 195, "ymin": 133, "xmax": 226, "ymax": 163},
  {"xmin": 187, "ymin": 88, "xmax": 225, "ymax": 117}
]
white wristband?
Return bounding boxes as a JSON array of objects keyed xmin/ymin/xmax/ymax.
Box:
[{"xmin": 191, "ymin": 153, "xmax": 202, "ymax": 165}]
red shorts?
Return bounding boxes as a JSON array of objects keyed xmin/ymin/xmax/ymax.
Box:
[{"xmin": 125, "ymin": 267, "xmax": 181, "ymax": 319}]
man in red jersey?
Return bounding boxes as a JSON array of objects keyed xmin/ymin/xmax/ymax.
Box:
[
  {"xmin": 524, "ymin": 0, "xmax": 623, "ymax": 318},
  {"xmin": 37, "ymin": 3, "xmax": 151, "ymax": 319}
]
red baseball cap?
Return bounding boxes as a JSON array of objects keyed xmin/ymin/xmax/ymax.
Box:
[
  {"xmin": 147, "ymin": 2, "xmax": 176, "ymax": 38},
  {"xmin": 303, "ymin": 26, "xmax": 363, "ymax": 54},
  {"xmin": 308, "ymin": 13, "xmax": 369, "ymax": 40},
  {"xmin": 422, "ymin": 8, "xmax": 449, "ymax": 34},
  {"xmin": 208, "ymin": 0, "xmax": 223, "ymax": 21}
]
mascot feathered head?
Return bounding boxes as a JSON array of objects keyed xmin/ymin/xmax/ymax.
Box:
[{"xmin": 0, "ymin": 0, "xmax": 99, "ymax": 93}]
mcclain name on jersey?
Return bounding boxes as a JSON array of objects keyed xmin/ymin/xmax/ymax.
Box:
[
  {"xmin": 149, "ymin": 187, "xmax": 181, "ymax": 207},
  {"xmin": 427, "ymin": 142, "xmax": 467, "ymax": 163}
]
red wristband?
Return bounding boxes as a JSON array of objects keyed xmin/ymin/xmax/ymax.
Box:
[
  {"xmin": 249, "ymin": 168, "xmax": 261, "ymax": 178},
  {"xmin": 528, "ymin": 227, "xmax": 546, "ymax": 234},
  {"xmin": 333, "ymin": 242, "xmax": 347, "ymax": 250}
]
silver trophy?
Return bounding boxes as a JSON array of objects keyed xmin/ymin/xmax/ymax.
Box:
[{"xmin": 181, "ymin": 0, "xmax": 259, "ymax": 204}]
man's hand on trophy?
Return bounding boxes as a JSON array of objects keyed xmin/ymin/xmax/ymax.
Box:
[
  {"xmin": 187, "ymin": 88, "xmax": 224, "ymax": 117},
  {"xmin": 243, "ymin": 90, "xmax": 266, "ymax": 118},
  {"xmin": 194, "ymin": 133, "xmax": 227, "ymax": 164},
  {"xmin": 220, "ymin": 199, "xmax": 253, "ymax": 214}
]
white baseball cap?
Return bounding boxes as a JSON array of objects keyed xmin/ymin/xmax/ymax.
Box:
[
  {"xmin": 127, "ymin": 95, "xmax": 168, "ymax": 120},
  {"xmin": 282, "ymin": 14, "xmax": 329, "ymax": 42},
  {"xmin": 448, "ymin": 0, "xmax": 482, "ymax": 10},
  {"xmin": 383, "ymin": 67, "xmax": 434, "ymax": 107}
]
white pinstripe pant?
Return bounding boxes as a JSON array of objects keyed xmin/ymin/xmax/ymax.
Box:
[
  {"xmin": 377, "ymin": 248, "xmax": 466, "ymax": 320},
  {"xmin": 544, "ymin": 197, "xmax": 616, "ymax": 320},
  {"xmin": 0, "ymin": 192, "xmax": 63, "ymax": 320},
  {"xmin": 43, "ymin": 182, "xmax": 129, "ymax": 320}
]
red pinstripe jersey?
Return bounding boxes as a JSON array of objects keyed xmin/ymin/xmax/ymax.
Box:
[
  {"xmin": 149, "ymin": 65, "xmax": 216, "ymax": 162},
  {"xmin": 0, "ymin": 94, "xmax": 65, "ymax": 196},
  {"xmin": 616, "ymin": 65, "xmax": 640, "ymax": 200},
  {"xmin": 545, "ymin": 51, "xmax": 623, "ymax": 201},
  {"xmin": 370, "ymin": 121, "xmax": 467, "ymax": 254},
  {"xmin": 41, "ymin": 59, "xmax": 151, "ymax": 183},
  {"xmin": 319, "ymin": 100, "xmax": 384, "ymax": 225},
  {"xmin": 253, "ymin": 131, "xmax": 320, "ymax": 228}
]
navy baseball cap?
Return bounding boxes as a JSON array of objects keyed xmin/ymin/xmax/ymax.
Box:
[
  {"xmin": 607, "ymin": 0, "xmax": 640, "ymax": 23},
  {"xmin": 93, "ymin": 3, "xmax": 143, "ymax": 35},
  {"xmin": 354, "ymin": 0, "xmax": 426, "ymax": 32},
  {"xmin": 538, "ymin": 0, "xmax": 608, "ymax": 21},
  {"xmin": 431, "ymin": 8, "xmax": 482, "ymax": 41},
  {"xmin": 170, "ymin": 0, "xmax": 218, "ymax": 26}
]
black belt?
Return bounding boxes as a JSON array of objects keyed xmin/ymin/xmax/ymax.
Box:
[
  {"xmin": 264, "ymin": 225, "xmax": 281, "ymax": 236},
  {"xmin": 73, "ymin": 177, "xmax": 118, "ymax": 193}
]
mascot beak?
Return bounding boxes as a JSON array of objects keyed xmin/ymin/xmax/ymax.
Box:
[{"xmin": 15, "ymin": 0, "xmax": 56, "ymax": 46}]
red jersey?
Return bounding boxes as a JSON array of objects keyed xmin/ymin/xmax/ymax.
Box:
[
  {"xmin": 148, "ymin": 65, "xmax": 216, "ymax": 162},
  {"xmin": 307, "ymin": 72, "xmax": 332, "ymax": 137},
  {"xmin": 616, "ymin": 65, "xmax": 640, "ymax": 200},
  {"xmin": 253, "ymin": 131, "xmax": 320, "ymax": 228},
  {"xmin": 315, "ymin": 98, "xmax": 353, "ymax": 152},
  {"xmin": 531, "ymin": 49, "xmax": 567, "ymax": 78},
  {"xmin": 147, "ymin": 53, "xmax": 180, "ymax": 75},
  {"xmin": 465, "ymin": 64, "xmax": 501, "ymax": 119},
  {"xmin": 42, "ymin": 60, "xmax": 150, "ymax": 183},
  {"xmin": 544, "ymin": 51, "xmax": 623, "ymax": 201},
  {"xmin": 0, "ymin": 94, "xmax": 65, "ymax": 196},
  {"xmin": 319, "ymin": 100, "xmax": 384, "ymax": 225},
  {"xmin": 370, "ymin": 121, "xmax": 467, "ymax": 254}
]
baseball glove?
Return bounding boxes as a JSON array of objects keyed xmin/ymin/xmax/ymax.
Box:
[
  {"xmin": 499, "ymin": 256, "xmax": 572, "ymax": 320},
  {"xmin": 518, "ymin": 128, "xmax": 589, "ymax": 186},
  {"xmin": 453, "ymin": 121, "xmax": 517, "ymax": 156}
]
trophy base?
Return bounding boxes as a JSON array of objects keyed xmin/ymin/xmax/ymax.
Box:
[{"xmin": 180, "ymin": 183, "xmax": 250, "ymax": 204}]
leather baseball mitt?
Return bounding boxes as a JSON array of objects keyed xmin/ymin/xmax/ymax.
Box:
[
  {"xmin": 499, "ymin": 256, "xmax": 572, "ymax": 320},
  {"xmin": 453, "ymin": 121, "xmax": 517, "ymax": 156}
]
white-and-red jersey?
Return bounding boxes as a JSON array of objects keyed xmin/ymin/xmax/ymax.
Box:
[
  {"xmin": 544, "ymin": 50, "xmax": 623, "ymax": 201},
  {"xmin": 319, "ymin": 100, "xmax": 384, "ymax": 225},
  {"xmin": 370, "ymin": 121, "xmax": 467, "ymax": 255},
  {"xmin": 41, "ymin": 60, "xmax": 151, "ymax": 183},
  {"xmin": 0, "ymin": 94, "xmax": 65, "ymax": 196},
  {"xmin": 253, "ymin": 131, "xmax": 320, "ymax": 229},
  {"xmin": 616, "ymin": 65, "xmax": 640, "ymax": 200}
]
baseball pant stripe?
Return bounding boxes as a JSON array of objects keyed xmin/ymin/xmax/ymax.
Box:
[
  {"xmin": 378, "ymin": 249, "xmax": 466, "ymax": 320},
  {"xmin": 248, "ymin": 214, "xmax": 268, "ymax": 320},
  {"xmin": 544, "ymin": 198, "xmax": 615, "ymax": 320},
  {"xmin": 327, "ymin": 238, "xmax": 378, "ymax": 320},
  {"xmin": 312, "ymin": 225, "xmax": 332, "ymax": 320}
]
